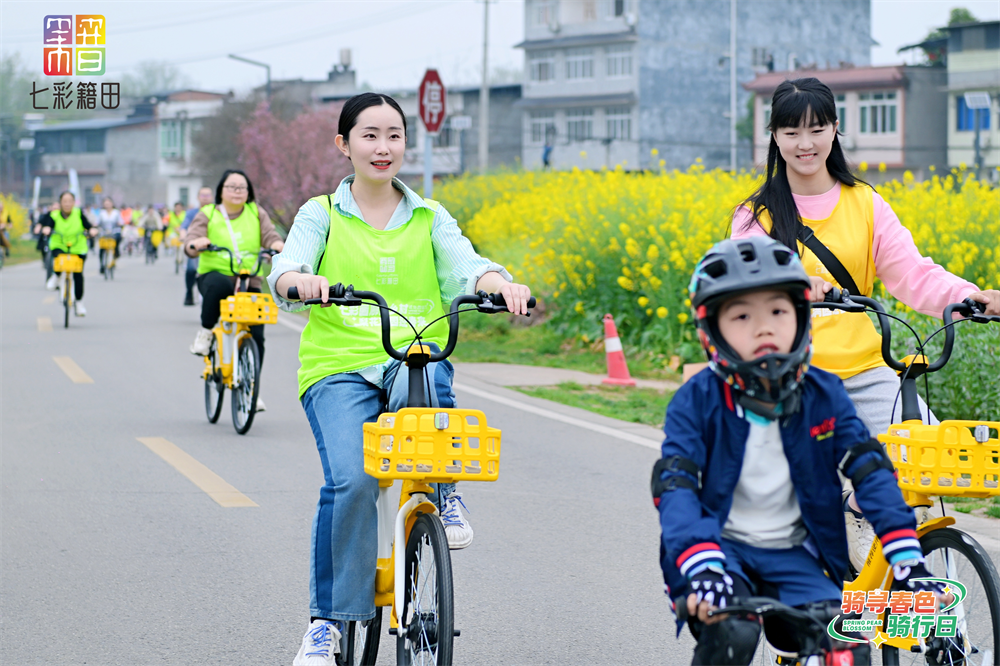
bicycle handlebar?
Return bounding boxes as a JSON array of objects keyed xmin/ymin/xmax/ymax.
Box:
[
  {"xmin": 286, "ymin": 284, "xmax": 536, "ymax": 363},
  {"xmin": 673, "ymin": 595, "xmax": 818, "ymax": 625},
  {"xmin": 811, "ymin": 287, "xmax": 996, "ymax": 374},
  {"xmin": 199, "ymin": 244, "xmax": 277, "ymax": 277}
]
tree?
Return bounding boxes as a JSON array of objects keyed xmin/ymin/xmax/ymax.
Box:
[
  {"xmin": 948, "ymin": 7, "xmax": 977, "ymax": 25},
  {"xmin": 121, "ymin": 60, "xmax": 193, "ymax": 97},
  {"xmin": 238, "ymin": 103, "xmax": 353, "ymax": 229}
]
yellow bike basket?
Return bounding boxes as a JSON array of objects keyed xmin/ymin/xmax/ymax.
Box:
[
  {"xmin": 52, "ymin": 254, "xmax": 84, "ymax": 273},
  {"xmin": 880, "ymin": 420, "xmax": 1000, "ymax": 498},
  {"xmin": 363, "ymin": 408, "xmax": 501, "ymax": 483},
  {"xmin": 151, "ymin": 230, "xmax": 164, "ymax": 246},
  {"xmin": 98, "ymin": 237, "xmax": 117, "ymax": 250},
  {"xmin": 219, "ymin": 292, "xmax": 278, "ymax": 324}
]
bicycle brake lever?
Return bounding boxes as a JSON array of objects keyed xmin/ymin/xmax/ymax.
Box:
[{"xmin": 962, "ymin": 297, "xmax": 999, "ymax": 323}]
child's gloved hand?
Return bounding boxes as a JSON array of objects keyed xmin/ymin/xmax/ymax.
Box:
[
  {"xmin": 686, "ymin": 566, "xmax": 734, "ymax": 624},
  {"xmin": 891, "ymin": 558, "xmax": 955, "ymax": 608}
]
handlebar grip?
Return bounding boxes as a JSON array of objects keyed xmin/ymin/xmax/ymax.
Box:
[
  {"xmin": 823, "ymin": 286, "xmax": 843, "ymax": 302},
  {"xmin": 287, "ymin": 286, "xmax": 299, "ymax": 300},
  {"xmin": 674, "ymin": 597, "xmax": 690, "ymax": 623},
  {"xmin": 486, "ymin": 293, "xmax": 537, "ymax": 310}
]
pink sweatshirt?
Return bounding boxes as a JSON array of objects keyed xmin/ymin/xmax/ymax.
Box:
[{"xmin": 731, "ymin": 182, "xmax": 978, "ymax": 319}]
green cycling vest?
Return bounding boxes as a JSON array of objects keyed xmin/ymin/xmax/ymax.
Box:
[
  {"xmin": 50, "ymin": 208, "xmax": 87, "ymax": 254},
  {"xmin": 167, "ymin": 211, "xmax": 184, "ymax": 232},
  {"xmin": 197, "ymin": 203, "xmax": 262, "ymax": 276},
  {"xmin": 297, "ymin": 195, "xmax": 449, "ymax": 397}
]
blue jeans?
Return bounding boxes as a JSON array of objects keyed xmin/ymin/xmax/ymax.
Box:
[{"xmin": 301, "ymin": 347, "xmax": 456, "ymax": 621}]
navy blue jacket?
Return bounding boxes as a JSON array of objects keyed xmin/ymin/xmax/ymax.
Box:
[{"xmin": 657, "ymin": 367, "xmax": 916, "ymax": 599}]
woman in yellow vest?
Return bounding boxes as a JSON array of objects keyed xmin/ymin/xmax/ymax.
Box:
[
  {"xmin": 267, "ymin": 93, "xmax": 531, "ymax": 663},
  {"xmin": 185, "ymin": 169, "xmax": 284, "ymax": 411},
  {"xmin": 731, "ymin": 77, "xmax": 999, "ymax": 573},
  {"xmin": 41, "ymin": 191, "xmax": 98, "ymax": 315},
  {"xmin": 167, "ymin": 201, "xmax": 185, "ymax": 238}
]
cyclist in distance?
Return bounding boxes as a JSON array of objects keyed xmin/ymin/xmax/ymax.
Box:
[
  {"xmin": 96, "ymin": 196, "xmax": 123, "ymax": 274},
  {"xmin": 166, "ymin": 201, "xmax": 185, "ymax": 240},
  {"xmin": 140, "ymin": 204, "xmax": 162, "ymax": 259},
  {"xmin": 269, "ymin": 92, "xmax": 531, "ymax": 665},
  {"xmin": 655, "ymin": 237, "xmax": 952, "ymax": 665},
  {"xmin": 180, "ymin": 187, "xmax": 215, "ymax": 306},
  {"xmin": 185, "ymin": 169, "xmax": 284, "ymax": 411},
  {"xmin": 41, "ymin": 191, "xmax": 98, "ymax": 315},
  {"xmin": 730, "ymin": 77, "xmax": 999, "ymax": 572}
]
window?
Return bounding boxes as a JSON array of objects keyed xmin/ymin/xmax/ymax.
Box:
[
  {"xmin": 160, "ymin": 120, "xmax": 185, "ymax": 158},
  {"xmin": 606, "ymin": 106, "xmax": 632, "ymax": 140},
  {"xmin": 603, "ymin": 0, "xmax": 630, "ymax": 17},
  {"xmin": 530, "ymin": 111, "xmax": 556, "ymax": 144},
  {"xmin": 529, "ymin": 50, "xmax": 556, "ymax": 83},
  {"xmin": 531, "ymin": 0, "xmax": 556, "ymax": 27},
  {"xmin": 434, "ymin": 120, "xmax": 454, "ymax": 147},
  {"xmin": 566, "ymin": 108, "xmax": 594, "ymax": 142},
  {"xmin": 836, "ymin": 94, "xmax": 846, "ymax": 134},
  {"xmin": 956, "ymin": 95, "xmax": 991, "ymax": 131},
  {"xmin": 858, "ymin": 91, "xmax": 897, "ymax": 134},
  {"xmin": 565, "ymin": 48, "xmax": 594, "ymax": 80},
  {"xmin": 405, "ymin": 116, "xmax": 418, "ymax": 147},
  {"xmin": 582, "ymin": 0, "xmax": 598, "ymax": 21},
  {"xmin": 179, "ymin": 187, "xmax": 190, "ymax": 207},
  {"xmin": 606, "ymin": 44, "xmax": 633, "ymax": 78},
  {"xmin": 761, "ymin": 97, "xmax": 772, "ymax": 131}
]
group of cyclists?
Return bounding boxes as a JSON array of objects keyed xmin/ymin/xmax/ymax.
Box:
[{"xmin": 25, "ymin": 80, "xmax": 1000, "ymax": 665}]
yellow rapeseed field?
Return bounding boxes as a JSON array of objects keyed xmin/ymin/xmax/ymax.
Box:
[{"xmin": 436, "ymin": 166, "xmax": 999, "ymax": 353}]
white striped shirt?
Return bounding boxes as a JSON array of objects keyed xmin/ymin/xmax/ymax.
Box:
[{"xmin": 267, "ymin": 175, "xmax": 511, "ymax": 387}]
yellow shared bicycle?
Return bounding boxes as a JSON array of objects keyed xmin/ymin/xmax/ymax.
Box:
[
  {"xmin": 201, "ymin": 246, "xmax": 278, "ymax": 435},
  {"xmin": 98, "ymin": 236, "xmax": 117, "ymax": 280},
  {"xmin": 287, "ymin": 283, "xmax": 535, "ymax": 666},
  {"xmin": 51, "ymin": 234, "xmax": 85, "ymax": 329},
  {"xmin": 817, "ymin": 290, "xmax": 1000, "ymax": 666}
]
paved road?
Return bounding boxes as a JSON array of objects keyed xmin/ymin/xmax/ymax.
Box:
[{"xmin": 1, "ymin": 254, "xmax": 692, "ymax": 665}]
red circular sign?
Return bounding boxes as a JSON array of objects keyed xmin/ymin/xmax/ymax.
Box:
[{"xmin": 418, "ymin": 69, "xmax": 446, "ymax": 134}]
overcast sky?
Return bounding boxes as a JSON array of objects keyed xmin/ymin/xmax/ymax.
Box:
[{"xmin": 2, "ymin": 0, "xmax": 998, "ymax": 94}]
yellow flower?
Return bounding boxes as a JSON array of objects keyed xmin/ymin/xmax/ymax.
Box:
[
  {"xmin": 929, "ymin": 165, "xmax": 936, "ymax": 172},
  {"xmin": 575, "ymin": 301, "xmax": 585, "ymax": 315},
  {"xmin": 638, "ymin": 296, "xmax": 650, "ymax": 307},
  {"xmin": 646, "ymin": 308, "xmax": 653, "ymax": 316},
  {"xmin": 647, "ymin": 244, "xmax": 660, "ymax": 260},
  {"xmin": 656, "ymin": 306, "xmax": 668, "ymax": 318},
  {"xmin": 617, "ymin": 275, "xmax": 635, "ymax": 291},
  {"xmin": 651, "ymin": 148, "xmax": 659, "ymax": 157},
  {"xmin": 658, "ymin": 159, "xmax": 666, "ymax": 168},
  {"xmin": 579, "ymin": 151, "xmax": 588, "ymax": 159},
  {"xmin": 684, "ymin": 298, "xmax": 691, "ymax": 307},
  {"xmin": 878, "ymin": 162, "xmax": 887, "ymax": 173},
  {"xmin": 677, "ymin": 312, "xmax": 689, "ymax": 324},
  {"xmin": 859, "ymin": 161, "xmax": 868, "ymax": 172}
]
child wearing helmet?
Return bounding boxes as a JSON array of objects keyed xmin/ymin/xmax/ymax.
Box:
[{"xmin": 654, "ymin": 236, "xmax": 947, "ymax": 665}]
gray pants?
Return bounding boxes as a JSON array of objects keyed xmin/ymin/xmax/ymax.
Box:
[{"xmin": 841, "ymin": 366, "xmax": 939, "ymax": 438}]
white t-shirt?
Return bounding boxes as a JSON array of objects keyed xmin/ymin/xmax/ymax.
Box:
[{"xmin": 721, "ymin": 416, "xmax": 808, "ymax": 548}]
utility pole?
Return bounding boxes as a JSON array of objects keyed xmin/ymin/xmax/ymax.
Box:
[
  {"xmin": 729, "ymin": 0, "xmax": 737, "ymax": 173},
  {"xmin": 478, "ymin": 0, "xmax": 491, "ymax": 173},
  {"xmin": 229, "ymin": 54, "xmax": 271, "ymax": 100}
]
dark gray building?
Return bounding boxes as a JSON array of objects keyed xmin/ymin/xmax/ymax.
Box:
[{"xmin": 517, "ymin": 0, "xmax": 873, "ymax": 170}]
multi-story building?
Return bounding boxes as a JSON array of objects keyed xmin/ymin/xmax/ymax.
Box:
[
  {"xmin": 745, "ymin": 65, "xmax": 948, "ymax": 181},
  {"xmin": 516, "ymin": 0, "xmax": 872, "ymax": 171},
  {"xmin": 942, "ymin": 20, "xmax": 999, "ymax": 174},
  {"xmin": 32, "ymin": 90, "xmax": 228, "ymax": 207}
]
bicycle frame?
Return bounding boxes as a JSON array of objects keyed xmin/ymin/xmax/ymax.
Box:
[{"xmin": 204, "ymin": 320, "xmax": 253, "ymax": 388}]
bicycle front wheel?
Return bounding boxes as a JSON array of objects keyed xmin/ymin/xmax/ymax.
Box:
[
  {"xmin": 63, "ymin": 274, "xmax": 71, "ymax": 328},
  {"xmin": 205, "ymin": 345, "xmax": 224, "ymax": 424},
  {"xmin": 344, "ymin": 607, "xmax": 382, "ymax": 666},
  {"xmin": 882, "ymin": 527, "xmax": 1000, "ymax": 666},
  {"xmin": 399, "ymin": 513, "xmax": 454, "ymax": 666},
  {"xmin": 231, "ymin": 336, "xmax": 260, "ymax": 435}
]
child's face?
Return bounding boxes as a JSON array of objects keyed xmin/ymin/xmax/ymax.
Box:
[{"xmin": 717, "ymin": 290, "xmax": 797, "ymax": 362}]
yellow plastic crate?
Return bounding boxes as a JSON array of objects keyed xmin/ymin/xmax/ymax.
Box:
[
  {"xmin": 151, "ymin": 230, "xmax": 163, "ymax": 247},
  {"xmin": 880, "ymin": 420, "xmax": 1000, "ymax": 498},
  {"xmin": 219, "ymin": 292, "xmax": 278, "ymax": 324},
  {"xmin": 363, "ymin": 408, "xmax": 501, "ymax": 483},
  {"xmin": 52, "ymin": 254, "xmax": 84, "ymax": 273},
  {"xmin": 168, "ymin": 235, "xmax": 182, "ymax": 247},
  {"xmin": 98, "ymin": 237, "xmax": 117, "ymax": 250}
]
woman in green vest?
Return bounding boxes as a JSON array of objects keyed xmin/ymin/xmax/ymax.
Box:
[
  {"xmin": 42, "ymin": 191, "xmax": 98, "ymax": 316},
  {"xmin": 269, "ymin": 92, "xmax": 531, "ymax": 664},
  {"xmin": 185, "ymin": 169, "xmax": 284, "ymax": 410},
  {"xmin": 167, "ymin": 201, "xmax": 185, "ymax": 238}
]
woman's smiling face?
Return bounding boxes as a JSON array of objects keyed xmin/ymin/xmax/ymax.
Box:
[
  {"xmin": 340, "ymin": 103, "xmax": 406, "ymax": 183},
  {"xmin": 773, "ymin": 109, "xmax": 838, "ymax": 181}
]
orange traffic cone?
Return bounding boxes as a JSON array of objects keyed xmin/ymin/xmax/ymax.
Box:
[{"xmin": 601, "ymin": 313, "xmax": 636, "ymax": 387}]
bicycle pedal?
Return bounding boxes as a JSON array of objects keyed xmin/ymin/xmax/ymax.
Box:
[
  {"xmin": 388, "ymin": 628, "xmax": 397, "ymax": 635},
  {"xmin": 454, "ymin": 629, "xmax": 461, "ymax": 637}
]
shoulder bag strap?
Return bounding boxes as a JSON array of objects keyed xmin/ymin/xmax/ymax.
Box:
[{"xmin": 797, "ymin": 225, "xmax": 862, "ymax": 297}]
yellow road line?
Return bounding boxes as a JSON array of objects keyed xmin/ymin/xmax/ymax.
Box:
[
  {"xmin": 52, "ymin": 356, "xmax": 94, "ymax": 383},
  {"xmin": 37, "ymin": 317, "xmax": 53, "ymax": 332},
  {"xmin": 43, "ymin": 295, "xmax": 56, "ymax": 305},
  {"xmin": 137, "ymin": 437, "xmax": 258, "ymax": 508}
]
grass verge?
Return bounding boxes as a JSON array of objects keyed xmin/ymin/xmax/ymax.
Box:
[
  {"xmin": 942, "ymin": 494, "xmax": 1000, "ymax": 519},
  {"xmin": 515, "ymin": 381, "xmax": 672, "ymax": 429},
  {"xmin": 4, "ymin": 238, "xmax": 42, "ymax": 266}
]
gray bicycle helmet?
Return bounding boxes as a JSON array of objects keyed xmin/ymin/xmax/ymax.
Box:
[{"xmin": 689, "ymin": 237, "xmax": 813, "ymax": 417}]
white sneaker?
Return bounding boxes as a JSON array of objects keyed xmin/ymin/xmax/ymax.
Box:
[
  {"xmin": 46, "ymin": 275, "xmax": 58, "ymax": 290},
  {"xmin": 293, "ymin": 619, "xmax": 341, "ymax": 666},
  {"xmin": 74, "ymin": 301, "xmax": 87, "ymax": 317},
  {"xmin": 844, "ymin": 491, "xmax": 876, "ymax": 572},
  {"xmin": 441, "ymin": 492, "xmax": 474, "ymax": 550},
  {"xmin": 190, "ymin": 327, "xmax": 214, "ymax": 356},
  {"xmin": 255, "ymin": 397, "xmax": 266, "ymax": 413}
]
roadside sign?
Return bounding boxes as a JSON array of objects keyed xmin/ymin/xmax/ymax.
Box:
[
  {"xmin": 18, "ymin": 137, "xmax": 35, "ymax": 150},
  {"xmin": 92, "ymin": 183, "xmax": 103, "ymax": 193},
  {"xmin": 450, "ymin": 115, "xmax": 472, "ymax": 130},
  {"xmin": 964, "ymin": 92, "xmax": 992, "ymax": 110},
  {"xmin": 418, "ymin": 69, "xmax": 446, "ymax": 134}
]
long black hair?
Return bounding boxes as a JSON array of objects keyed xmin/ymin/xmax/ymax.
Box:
[
  {"xmin": 215, "ymin": 169, "xmax": 256, "ymax": 205},
  {"xmin": 338, "ymin": 92, "xmax": 407, "ymax": 141},
  {"xmin": 741, "ymin": 77, "xmax": 868, "ymax": 251}
]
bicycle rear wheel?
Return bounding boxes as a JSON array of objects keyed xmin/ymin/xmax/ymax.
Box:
[
  {"xmin": 399, "ymin": 513, "xmax": 454, "ymax": 666},
  {"xmin": 231, "ymin": 336, "xmax": 260, "ymax": 435},
  {"xmin": 343, "ymin": 607, "xmax": 382, "ymax": 666},
  {"xmin": 204, "ymin": 344, "xmax": 224, "ymax": 423},
  {"xmin": 62, "ymin": 274, "xmax": 71, "ymax": 328},
  {"xmin": 881, "ymin": 527, "xmax": 1000, "ymax": 666}
]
